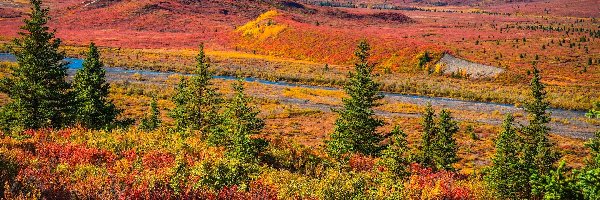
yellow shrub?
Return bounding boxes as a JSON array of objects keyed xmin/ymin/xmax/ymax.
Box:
[
  {"xmin": 434, "ymin": 63, "xmax": 446, "ymax": 75},
  {"xmin": 237, "ymin": 10, "xmax": 287, "ymax": 40}
]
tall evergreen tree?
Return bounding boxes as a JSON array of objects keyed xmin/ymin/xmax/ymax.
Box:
[
  {"xmin": 419, "ymin": 103, "xmax": 437, "ymax": 168},
  {"xmin": 485, "ymin": 114, "xmax": 530, "ymax": 199},
  {"xmin": 418, "ymin": 105, "xmax": 459, "ymax": 171},
  {"xmin": 0, "ymin": 0, "xmax": 72, "ymax": 131},
  {"xmin": 326, "ymin": 40, "xmax": 385, "ymax": 157},
  {"xmin": 209, "ymin": 80, "xmax": 266, "ymax": 163},
  {"xmin": 522, "ymin": 66, "xmax": 560, "ymax": 175},
  {"xmin": 139, "ymin": 97, "xmax": 161, "ymax": 131},
  {"xmin": 170, "ymin": 44, "xmax": 222, "ymax": 135},
  {"xmin": 72, "ymin": 42, "xmax": 120, "ymax": 129},
  {"xmin": 433, "ymin": 109, "xmax": 459, "ymax": 171}
]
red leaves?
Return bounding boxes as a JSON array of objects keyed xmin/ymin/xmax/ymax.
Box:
[
  {"xmin": 404, "ymin": 163, "xmax": 472, "ymax": 200},
  {"xmin": 141, "ymin": 150, "xmax": 174, "ymax": 169},
  {"xmin": 115, "ymin": 181, "xmax": 278, "ymax": 200},
  {"xmin": 1, "ymin": 128, "xmax": 283, "ymax": 199},
  {"xmin": 36, "ymin": 142, "xmax": 116, "ymax": 166},
  {"xmin": 348, "ymin": 154, "xmax": 376, "ymax": 172},
  {"xmin": 122, "ymin": 149, "xmax": 138, "ymax": 162}
]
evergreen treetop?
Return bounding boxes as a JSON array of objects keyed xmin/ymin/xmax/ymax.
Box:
[
  {"xmin": 419, "ymin": 103, "xmax": 436, "ymax": 168},
  {"xmin": 326, "ymin": 40, "xmax": 385, "ymax": 157},
  {"xmin": 522, "ymin": 66, "xmax": 560, "ymax": 175},
  {"xmin": 140, "ymin": 97, "xmax": 161, "ymax": 131},
  {"xmin": 0, "ymin": 0, "xmax": 72, "ymax": 131},
  {"xmin": 73, "ymin": 42, "xmax": 120, "ymax": 129},
  {"xmin": 434, "ymin": 109, "xmax": 459, "ymax": 171},
  {"xmin": 485, "ymin": 114, "xmax": 531, "ymax": 199},
  {"xmin": 169, "ymin": 44, "xmax": 222, "ymax": 135},
  {"xmin": 213, "ymin": 80, "xmax": 266, "ymax": 163}
]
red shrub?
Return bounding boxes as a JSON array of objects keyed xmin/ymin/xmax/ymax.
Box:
[
  {"xmin": 141, "ymin": 150, "xmax": 174, "ymax": 169},
  {"xmin": 122, "ymin": 149, "xmax": 139, "ymax": 161},
  {"xmin": 404, "ymin": 163, "xmax": 472, "ymax": 200},
  {"xmin": 36, "ymin": 142, "xmax": 116, "ymax": 166},
  {"xmin": 348, "ymin": 154, "xmax": 376, "ymax": 172}
]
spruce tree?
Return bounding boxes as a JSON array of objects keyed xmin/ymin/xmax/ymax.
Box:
[
  {"xmin": 522, "ymin": 66, "xmax": 560, "ymax": 175},
  {"xmin": 209, "ymin": 80, "xmax": 266, "ymax": 163},
  {"xmin": 433, "ymin": 109, "xmax": 459, "ymax": 171},
  {"xmin": 169, "ymin": 44, "xmax": 221, "ymax": 135},
  {"xmin": 140, "ymin": 97, "xmax": 161, "ymax": 131},
  {"xmin": 418, "ymin": 105, "xmax": 459, "ymax": 171},
  {"xmin": 485, "ymin": 114, "xmax": 530, "ymax": 199},
  {"xmin": 73, "ymin": 42, "xmax": 120, "ymax": 129},
  {"xmin": 326, "ymin": 40, "xmax": 384, "ymax": 157},
  {"xmin": 419, "ymin": 103, "xmax": 437, "ymax": 168},
  {"xmin": 0, "ymin": 0, "xmax": 73, "ymax": 131}
]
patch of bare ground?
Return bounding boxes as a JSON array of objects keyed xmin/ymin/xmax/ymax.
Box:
[{"xmin": 436, "ymin": 53, "xmax": 505, "ymax": 79}]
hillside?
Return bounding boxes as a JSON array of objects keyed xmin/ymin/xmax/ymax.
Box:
[{"xmin": 0, "ymin": 0, "xmax": 598, "ymax": 89}]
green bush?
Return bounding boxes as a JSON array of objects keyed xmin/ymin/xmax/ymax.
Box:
[
  {"xmin": 192, "ymin": 157, "xmax": 261, "ymax": 191},
  {"xmin": 585, "ymin": 102, "xmax": 600, "ymax": 119},
  {"xmin": 317, "ymin": 169, "xmax": 371, "ymax": 200}
]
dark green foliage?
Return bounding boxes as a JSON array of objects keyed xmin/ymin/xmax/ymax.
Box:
[
  {"xmin": 326, "ymin": 40, "xmax": 385, "ymax": 157},
  {"xmin": 485, "ymin": 114, "xmax": 530, "ymax": 199},
  {"xmin": 378, "ymin": 126, "xmax": 411, "ymax": 179},
  {"xmin": 434, "ymin": 109, "xmax": 459, "ymax": 171},
  {"xmin": 418, "ymin": 105, "xmax": 459, "ymax": 171},
  {"xmin": 0, "ymin": 0, "xmax": 73, "ymax": 131},
  {"xmin": 209, "ymin": 80, "xmax": 266, "ymax": 163},
  {"xmin": 196, "ymin": 157, "xmax": 260, "ymax": 191},
  {"xmin": 419, "ymin": 104, "xmax": 436, "ymax": 168},
  {"xmin": 575, "ymin": 168, "xmax": 600, "ymax": 200},
  {"xmin": 72, "ymin": 43, "xmax": 120, "ymax": 129},
  {"xmin": 528, "ymin": 131, "xmax": 600, "ymax": 200},
  {"xmin": 417, "ymin": 51, "xmax": 432, "ymax": 69},
  {"xmin": 139, "ymin": 97, "xmax": 161, "ymax": 131},
  {"xmin": 486, "ymin": 67, "xmax": 561, "ymax": 199},
  {"xmin": 584, "ymin": 130, "xmax": 600, "ymax": 169},
  {"xmin": 169, "ymin": 44, "xmax": 222, "ymax": 135},
  {"xmin": 574, "ymin": 131, "xmax": 600, "ymax": 200},
  {"xmin": 531, "ymin": 161, "xmax": 583, "ymax": 200},
  {"xmin": 522, "ymin": 66, "xmax": 560, "ymax": 175}
]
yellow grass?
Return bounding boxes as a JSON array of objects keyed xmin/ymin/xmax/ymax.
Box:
[
  {"xmin": 236, "ymin": 10, "xmax": 287, "ymax": 40},
  {"xmin": 282, "ymin": 87, "xmax": 345, "ymax": 105}
]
